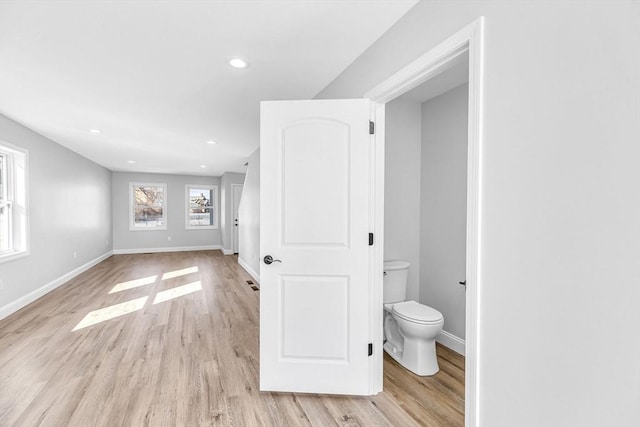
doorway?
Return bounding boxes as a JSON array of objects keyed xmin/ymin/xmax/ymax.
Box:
[
  {"xmin": 381, "ymin": 51, "xmax": 469, "ymax": 422},
  {"xmin": 366, "ymin": 17, "xmax": 484, "ymax": 427},
  {"xmin": 386, "ymin": 52, "xmax": 469, "ymax": 354}
]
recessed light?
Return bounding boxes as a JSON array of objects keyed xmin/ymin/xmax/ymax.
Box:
[
  {"xmin": 200, "ymin": 165, "xmax": 206, "ymax": 168},
  {"xmin": 127, "ymin": 160, "xmax": 136, "ymax": 164},
  {"xmin": 229, "ymin": 58, "xmax": 248, "ymax": 69},
  {"xmin": 89, "ymin": 129, "xmax": 101, "ymax": 134},
  {"xmin": 207, "ymin": 140, "xmax": 217, "ymax": 145}
]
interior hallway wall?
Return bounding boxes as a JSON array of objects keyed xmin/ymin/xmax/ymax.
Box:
[
  {"xmin": 316, "ymin": 1, "xmax": 640, "ymax": 425},
  {"xmin": 420, "ymin": 83, "xmax": 468, "ymax": 342},
  {"xmin": 384, "ymin": 99, "xmax": 422, "ymax": 301},
  {"xmin": 0, "ymin": 114, "xmax": 112, "ymax": 319},
  {"xmin": 220, "ymin": 172, "xmax": 246, "ymax": 254},
  {"xmin": 237, "ymin": 149, "xmax": 260, "ymax": 282},
  {"xmin": 112, "ymin": 172, "xmax": 220, "ymax": 252}
]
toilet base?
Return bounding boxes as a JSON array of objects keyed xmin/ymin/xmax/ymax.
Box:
[
  {"xmin": 383, "ymin": 337, "xmax": 440, "ymax": 376},
  {"xmin": 383, "ymin": 340, "xmax": 404, "ymax": 364}
]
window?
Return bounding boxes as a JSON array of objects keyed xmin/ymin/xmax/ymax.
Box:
[
  {"xmin": 186, "ymin": 185, "xmax": 217, "ymax": 229},
  {"xmin": 0, "ymin": 142, "xmax": 28, "ymax": 262},
  {"xmin": 129, "ymin": 183, "xmax": 167, "ymax": 230}
]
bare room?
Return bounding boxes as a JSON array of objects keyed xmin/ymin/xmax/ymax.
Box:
[{"xmin": 1, "ymin": 2, "xmax": 638, "ymax": 427}]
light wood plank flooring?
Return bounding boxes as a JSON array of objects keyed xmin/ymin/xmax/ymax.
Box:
[{"xmin": 0, "ymin": 251, "xmax": 464, "ymax": 426}]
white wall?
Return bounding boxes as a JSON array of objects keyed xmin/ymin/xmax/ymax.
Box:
[
  {"xmin": 112, "ymin": 172, "xmax": 220, "ymax": 252},
  {"xmin": 238, "ymin": 149, "xmax": 260, "ymax": 282},
  {"xmin": 220, "ymin": 172, "xmax": 246, "ymax": 254},
  {"xmin": 420, "ymin": 84, "xmax": 468, "ymax": 341},
  {"xmin": 0, "ymin": 114, "xmax": 112, "ymax": 318},
  {"xmin": 384, "ymin": 98, "xmax": 422, "ymax": 301},
  {"xmin": 317, "ymin": 1, "xmax": 640, "ymax": 426}
]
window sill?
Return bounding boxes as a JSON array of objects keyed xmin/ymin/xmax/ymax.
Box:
[
  {"xmin": 128, "ymin": 226, "xmax": 168, "ymax": 231},
  {"xmin": 185, "ymin": 226, "xmax": 218, "ymax": 230},
  {"xmin": 0, "ymin": 249, "xmax": 30, "ymax": 264}
]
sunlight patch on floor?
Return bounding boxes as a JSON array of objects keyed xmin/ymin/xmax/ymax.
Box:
[
  {"xmin": 109, "ymin": 275, "xmax": 158, "ymax": 293},
  {"xmin": 153, "ymin": 281, "xmax": 202, "ymax": 305},
  {"xmin": 72, "ymin": 296, "xmax": 148, "ymax": 331},
  {"xmin": 161, "ymin": 266, "xmax": 199, "ymax": 281}
]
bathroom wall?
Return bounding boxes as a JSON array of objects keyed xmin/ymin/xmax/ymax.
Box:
[
  {"xmin": 384, "ymin": 99, "xmax": 422, "ymax": 301},
  {"xmin": 420, "ymin": 83, "xmax": 468, "ymax": 342},
  {"xmin": 112, "ymin": 172, "xmax": 221, "ymax": 252},
  {"xmin": 237, "ymin": 148, "xmax": 260, "ymax": 282}
]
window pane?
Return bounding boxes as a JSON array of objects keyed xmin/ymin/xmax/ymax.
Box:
[
  {"xmin": 189, "ymin": 188, "xmax": 212, "ymax": 209},
  {"xmin": 133, "ymin": 185, "xmax": 165, "ymax": 228},
  {"xmin": 0, "ymin": 154, "xmax": 5, "ymax": 201},
  {"xmin": 0, "ymin": 204, "xmax": 10, "ymax": 253},
  {"xmin": 0, "ymin": 145, "xmax": 28, "ymax": 260},
  {"xmin": 189, "ymin": 207, "xmax": 213, "ymax": 226}
]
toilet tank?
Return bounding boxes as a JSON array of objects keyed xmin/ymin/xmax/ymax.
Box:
[{"xmin": 383, "ymin": 261, "xmax": 410, "ymax": 303}]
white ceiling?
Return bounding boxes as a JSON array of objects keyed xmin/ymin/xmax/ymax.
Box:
[{"xmin": 0, "ymin": 0, "xmax": 417, "ymax": 176}]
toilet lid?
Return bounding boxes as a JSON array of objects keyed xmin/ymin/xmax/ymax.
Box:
[
  {"xmin": 392, "ymin": 301, "xmax": 443, "ymax": 324},
  {"xmin": 383, "ymin": 260, "xmax": 410, "ymax": 271}
]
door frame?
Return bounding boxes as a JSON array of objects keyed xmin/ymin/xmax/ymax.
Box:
[
  {"xmin": 364, "ymin": 17, "xmax": 484, "ymax": 426},
  {"xmin": 230, "ymin": 183, "xmax": 243, "ymax": 254}
]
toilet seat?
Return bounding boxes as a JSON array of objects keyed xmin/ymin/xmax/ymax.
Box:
[{"xmin": 392, "ymin": 301, "xmax": 443, "ymax": 324}]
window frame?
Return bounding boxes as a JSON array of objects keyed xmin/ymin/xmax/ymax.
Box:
[
  {"xmin": 0, "ymin": 141, "xmax": 29, "ymax": 263},
  {"xmin": 185, "ymin": 184, "xmax": 218, "ymax": 230},
  {"xmin": 129, "ymin": 182, "xmax": 168, "ymax": 231}
]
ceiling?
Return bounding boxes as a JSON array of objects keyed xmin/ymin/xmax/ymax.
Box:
[{"xmin": 0, "ymin": 0, "xmax": 418, "ymax": 176}]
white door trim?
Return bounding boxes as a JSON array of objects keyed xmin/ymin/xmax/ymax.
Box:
[
  {"xmin": 365, "ymin": 17, "xmax": 484, "ymax": 427},
  {"xmin": 368, "ymin": 102, "xmax": 386, "ymax": 394}
]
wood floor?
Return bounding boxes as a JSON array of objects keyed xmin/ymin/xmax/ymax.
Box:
[{"xmin": 0, "ymin": 251, "xmax": 464, "ymax": 426}]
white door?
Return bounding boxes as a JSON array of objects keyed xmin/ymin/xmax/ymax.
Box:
[
  {"xmin": 260, "ymin": 99, "xmax": 374, "ymax": 395},
  {"xmin": 231, "ymin": 184, "xmax": 243, "ymax": 254}
]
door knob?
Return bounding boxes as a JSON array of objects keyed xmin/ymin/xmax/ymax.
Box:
[{"xmin": 263, "ymin": 255, "xmax": 282, "ymax": 265}]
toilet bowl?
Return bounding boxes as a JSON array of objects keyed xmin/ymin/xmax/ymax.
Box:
[{"xmin": 383, "ymin": 261, "xmax": 444, "ymax": 376}]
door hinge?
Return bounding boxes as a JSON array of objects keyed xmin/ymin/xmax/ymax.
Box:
[
  {"xmin": 369, "ymin": 120, "xmax": 375, "ymax": 135},
  {"xmin": 368, "ymin": 343, "xmax": 373, "ymax": 356},
  {"xmin": 368, "ymin": 233, "xmax": 374, "ymax": 246}
]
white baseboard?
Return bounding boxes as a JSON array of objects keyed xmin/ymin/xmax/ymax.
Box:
[
  {"xmin": 0, "ymin": 251, "xmax": 113, "ymax": 320},
  {"xmin": 112, "ymin": 245, "xmax": 221, "ymax": 255},
  {"xmin": 238, "ymin": 257, "xmax": 260, "ymax": 284},
  {"xmin": 221, "ymin": 248, "xmax": 234, "ymax": 255},
  {"xmin": 437, "ymin": 329, "xmax": 465, "ymax": 355}
]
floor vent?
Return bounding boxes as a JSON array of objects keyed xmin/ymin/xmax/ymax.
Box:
[
  {"xmin": 246, "ymin": 280, "xmax": 254, "ymax": 285},
  {"xmin": 250, "ymin": 285, "xmax": 259, "ymax": 291}
]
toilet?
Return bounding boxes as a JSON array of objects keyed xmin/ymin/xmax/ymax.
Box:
[{"xmin": 383, "ymin": 261, "xmax": 444, "ymax": 376}]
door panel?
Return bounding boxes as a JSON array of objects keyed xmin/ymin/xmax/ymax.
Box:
[
  {"xmin": 280, "ymin": 275, "xmax": 349, "ymax": 361},
  {"xmin": 281, "ymin": 119, "xmax": 350, "ymax": 246},
  {"xmin": 260, "ymin": 99, "xmax": 372, "ymax": 395}
]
